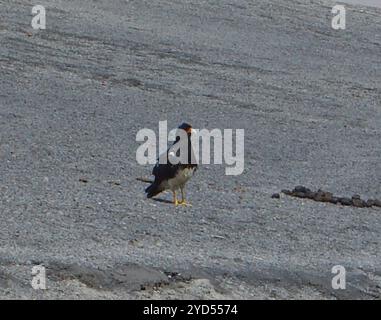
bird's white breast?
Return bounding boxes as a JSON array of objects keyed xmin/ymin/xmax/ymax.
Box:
[{"xmin": 167, "ymin": 167, "xmax": 196, "ymax": 191}]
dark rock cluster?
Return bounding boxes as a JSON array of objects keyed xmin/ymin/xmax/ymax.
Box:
[{"xmin": 280, "ymin": 186, "xmax": 381, "ymax": 209}]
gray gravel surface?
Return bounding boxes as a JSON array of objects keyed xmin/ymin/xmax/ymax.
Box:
[{"xmin": 0, "ymin": 0, "xmax": 380, "ymax": 299}]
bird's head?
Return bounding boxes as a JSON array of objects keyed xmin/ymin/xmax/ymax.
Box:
[
  {"xmin": 170, "ymin": 123, "xmax": 198, "ymax": 164},
  {"xmin": 177, "ymin": 122, "xmax": 196, "ymax": 137}
]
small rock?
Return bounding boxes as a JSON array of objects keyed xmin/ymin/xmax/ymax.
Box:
[
  {"xmin": 321, "ymin": 192, "xmax": 333, "ymax": 202},
  {"xmin": 281, "ymin": 189, "xmax": 292, "ymax": 195},
  {"xmin": 374, "ymin": 199, "xmax": 381, "ymax": 208},
  {"xmin": 79, "ymin": 178, "xmax": 88, "ymax": 183},
  {"xmin": 271, "ymin": 193, "xmax": 280, "ymax": 199},
  {"xmin": 313, "ymin": 190, "xmax": 325, "ymax": 201},
  {"xmin": 366, "ymin": 199, "xmax": 376, "ymax": 207},
  {"xmin": 330, "ymin": 197, "xmax": 339, "ymax": 204},
  {"xmin": 352, "ymin": 194, "xmax": 361, "ymax": 200},
  {"xmin": 305, "ymin": 191, "xmax": 316, "ymax": 199},
  {"xmin": 366, "ymin": 199, "xmax": 374, "ymax": 208},
  {"xmin": 293, "ymin": 191, "xmax": 307, "ymax": 198},
  {"xmin": 339, "ymin": 197, "xmax": 352, "ymax": 206},
  {"xmin": 294, "ymin": 186, "xmax": 310, "ymax": 193},
  {"xmin": 325, "ymin": 192, "xmax": 333, "ymax": 202},
  {"xmin": 352, "ymin": 199, "xmax": 366, "ymax": 208}
]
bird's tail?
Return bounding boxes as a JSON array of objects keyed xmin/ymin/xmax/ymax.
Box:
[{"xmin": 145, "ymin": 182, "xmax": 162, "ymax": 198}]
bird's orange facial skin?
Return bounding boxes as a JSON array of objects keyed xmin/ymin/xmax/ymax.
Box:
[
  {"xmin": 185, "ymin": 126, "xmax": 192, "ymax": 134},
  {"xmin": 178, "ymin": 123, "xmax": 193, "ymax": 135}
]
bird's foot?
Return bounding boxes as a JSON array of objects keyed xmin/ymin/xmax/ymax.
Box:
[{"xmin": 178, "ymin": 200, "xmax": 192, "ymax": 207}]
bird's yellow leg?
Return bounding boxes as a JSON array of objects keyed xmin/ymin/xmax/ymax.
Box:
[
  {"xmin": 179, "ymin": 187, "xmax": 192, "ymax": 206},
  {"xmin": 173, "ymin": 191, "xmax": 179, "ymax": 206}
]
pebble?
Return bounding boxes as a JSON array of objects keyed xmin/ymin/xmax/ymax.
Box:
[
  {"xmin": 374, "ymin": 199, "xmax": 381, "ymax": 207},
  {"xmin": 294, "ymin": 186, "xmax": 310, "ymax": 193},
  {"xmin": 339, "ymin": 197, "xmax": 352, "ymax": 206},
  {"xmin": 293, "ymin": 191, "xmax": 307, "ymax": 198},
  {"xmin": 314, "ymin": 191, "xmax": 332, "ymax": 202},
  {"xmin": 352, "ymin": 198, "xmax": 366, "ymax": 208},
  {"xmin": 330, "ymin": 197, "xmax": 339, "ymax": 204},
  {"xmin": 305, "ymin": 191, "xmax": 316, "ymax": 199}
]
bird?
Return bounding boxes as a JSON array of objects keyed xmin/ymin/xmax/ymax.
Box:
[{"xmin": 145, "ymin": 123, "xmax": 198, "ymax": 206}]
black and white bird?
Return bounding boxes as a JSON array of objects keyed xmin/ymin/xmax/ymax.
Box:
[{"xmin": 145, "ymin": 123, "xmax": 198, "ymax": 206}]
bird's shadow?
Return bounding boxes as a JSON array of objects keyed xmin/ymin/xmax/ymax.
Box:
[{"xmin": 151, "ymin": 198, "xmax": 174, "ymax": 204}]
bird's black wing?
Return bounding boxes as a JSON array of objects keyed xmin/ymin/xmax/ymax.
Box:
[{"xmin": 152, "ymin": 162, "xmax": 179, "ymax": 185}]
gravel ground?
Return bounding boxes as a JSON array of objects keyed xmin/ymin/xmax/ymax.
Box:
[{"xmin": 0, "ymin": 0, "xmax": 380, "ymax": 299}]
